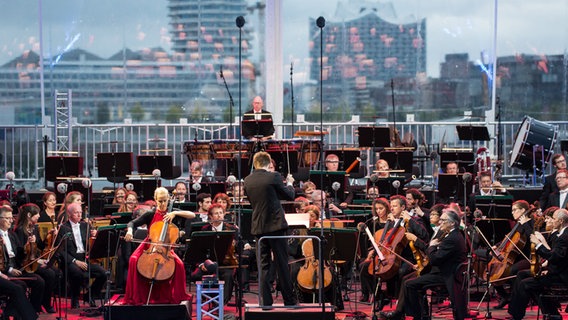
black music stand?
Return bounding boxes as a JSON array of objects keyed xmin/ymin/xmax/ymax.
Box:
[
  {"xmin": 184, "ymin": 230, "xmax": 236, "ymax": 266},
  {"xmin": 102, "ymin": 204, "xmax": 121, "ymax": 216},
  {"xmin": 125, "ymin": 178, "xmax": 159, "ymax": 202},
  {"xmin": 45, "ymin": 156, "xmax": 83, "ymax": 182},
  {"xmin": 173, "ymin": 202, "xmax": 197, "ymax": 212},
  {"xmin": 137, "ymin": 155, "xmax": 173, "ymax": 179},
  {"xmin": 474, "ymin": 195, "xmax": 514, "ymax": 219},
  {"xmin": 97, "ymin": 152, "xmax": 132, "ymax": 184},
  {"xmin": 109, "ymin": 212, "xmax": 133, "ymax": 224},
  {"xmin": 237, "ymin": 209, "xmax": 254, "ymax": 242},
  {"xmin": 309, "ymin": 170, "xmax": 347, "ymax": 203},
  {"xmin": 379, "ymin": 151, "xmax": 413, "ymax": 173},
  {"xmin": 437, "ymin": 173, "xmax": 473, "ymax": 202},
  {"xmin": 186, "ymin": 222, "xmax": 208, "ymax": 238},
  {"xmin": 439, "ymin": 152, "xmax": 474, "ymax": 173},
  {"xmin": 241, "ymin": 118, "xmax": 274, "ymax": 139},
  {"xmin": 358, "ymin": 127, "xmax": 390, "ymax": 149},
  {"xmin": 89, "ymin": 224, "xmax": 126, "ymax": 260},
  {"xmin": 308, "ymin": 228, "xmax": 359, "ymax": 262},
  {"xmin": 189, "ymin": 183, "xmax": 226, "ymax": 202},
  {"xmin": 456, "ymin": 125, "xmax": 491, "ymax": 142},
  {"xmin": 369, "ymin": 177, "xmax": 406, "ymax": 196},
  {"xmin": 475, "ymin": 218, "xmax": 512, "ymax": 246},
  {"xmin": 267, "ymin": 150, "xmax": 298, "ymax": 175},
  {"xmin": 215, "ymin": 157, "xmax": 251, "ymax": 180}
]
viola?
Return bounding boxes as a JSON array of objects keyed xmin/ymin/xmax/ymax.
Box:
[
  {"xmin": 136, "ymin": 197, "xmax": 179, "ymax": 282},
  {"xmin": 487, "ymin": 222, "xmax": 526, "ymax": 285},
  {"xmin": 296, "ymin": 238, "xmax": 332, "ymax": 292}
]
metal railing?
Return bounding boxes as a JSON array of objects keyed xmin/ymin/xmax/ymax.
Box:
[{"xmin": 1, "ymin": 119, "xmax": 566, "ymax": 189}]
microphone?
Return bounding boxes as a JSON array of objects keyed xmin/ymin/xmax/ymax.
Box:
[
  {"xmin": 82, "ymin": 178, "xmax": 92, "ymax": 189},
  {"xmin": 152, "ymin": 169, "xmax": 161, "ymax": 178},
  {"xmin": 316, "ymin": 16, "xmax": 326, "ymax": 28},
  {"xmin": 57, "ymin": 183, "xmax": 68, "ymax": 194},
  {"xmin": 125, "ymin": 183, "xmax": 134, "ymax": 191},
  {"xmin": 332, "ymin": 181, "xmax": 341, "ymax": 191},
  {"xmin": 360, "ymin": 153, "xmax": 368, "ymax": 161},
  {"xmin": 463, "ymin": 172, "xmax": 472, "ymax": 182},
  {"xmin": 5, "ymin": 171, "xmax": 15, "ymax": 181},
  {"xmin": 192, "ymin": 182, "xmax": 201, "ymax": 191},
  {"xmin": 220, "ymin": 65, "xmax": 224, "ymax": 78},
  {"xmin": 236, "ymin": 16, "xmax": 245, "ymax": 28},
  {"xmin": 473, "ymin": 209, "xmax": 483, "ymax": 219},
  {"xmin": 392, "ymin": 180, "xmax": 401, "ymax": 189}
]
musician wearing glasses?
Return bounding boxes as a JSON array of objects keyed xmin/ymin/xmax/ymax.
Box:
[
  {"xmin": 547, "ymin": 169, "xmax": 568, "ymax": 209},
  {"xmin": 540, "ymin": 154, "xmax": 567, "ymax": 210},
  {"xmin": 0, "ymin": 206, "xmax": 45, "ymax": 315},
  {"xmin": 508, "ymin": 208, "xmax": 568, "ymax": 320},
  {"xmin": 401, "ymin": 209, "xmax": 468, "ymax": 320}
]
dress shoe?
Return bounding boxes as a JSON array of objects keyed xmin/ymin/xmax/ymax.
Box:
[
  {"xmin": 44, "ymin": 306, "xmax": 56, "ymax": 313},
  {"xmin": 379, "ymin": 310, "xmax": 403, "ymax": 320},
  {"xmin": 494, "ymin": 297, "xmax": 509, "ymax": 309},
  {"xmin": 546, "ymin": 314, "xmax": 562, "ymax": 320}
]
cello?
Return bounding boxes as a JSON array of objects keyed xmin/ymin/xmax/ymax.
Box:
[
  {"xmin": 136, "ymin": 194, "xmax": 179, "ymax": 304},
  {"xmin": 487, "ymin": 222, "xmax": 527, "ymax": 285},
  {"xmin": 296, "ymin": 238, "xmax": 332, "ymax": 292},
  {"xmin": 368, "ymin": 218, "xmax": 409, "ymax": 280}
]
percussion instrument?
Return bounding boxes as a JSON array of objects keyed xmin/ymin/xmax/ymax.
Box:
[{"xmin": 509, "ymin": 116, "xmax": 557, "ymax": 171}]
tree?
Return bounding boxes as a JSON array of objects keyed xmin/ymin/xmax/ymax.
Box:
[
  {"xmin": 130, "ymin": 103, "xmax": 145, "ymax": 122},
  {"xmin": 166, "ymin": 104, "xmax": 185, "ymax": 123},
  {"xmin": 96, "ymin": 102, "xmax": 110, "ymax": 124}
]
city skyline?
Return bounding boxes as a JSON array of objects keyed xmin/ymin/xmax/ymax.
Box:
[{"xmin": 1, "ymin": 0, "xmax": 567, "ymax": 79}]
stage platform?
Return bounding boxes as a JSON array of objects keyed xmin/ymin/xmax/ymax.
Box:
[{"xmin": 29, "ymin": 280, "xmax": 556, "ymax": 319}]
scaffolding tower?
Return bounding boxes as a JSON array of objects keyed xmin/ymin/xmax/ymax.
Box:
[{"xmin": 54, "ymin": 89, "xmax": 72, "ymax": 152}]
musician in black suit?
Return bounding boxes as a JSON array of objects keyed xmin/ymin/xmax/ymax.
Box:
[
  {"xmin": 0, "ymin": 205, "xmax": 45, "ymax": 314},
  {"xmin": 54, "ymin": 202, "xmax": 106, "ymax": 308},
  {"xmin": 540, "ymin": 154, "xmax": 566, "ymax": 210},
  {"xmin": 402, "ymin": 209, "xmax": 468, "ymax": 320},
  {"xmin": 508, "ymin": 208, "xmax": 568, "ymax": 320},
  {"xmin": 243, "ymin": 151, "xmax": 297, "ymax": 308},
  {"xmin": 191, "ymin": 203, "xmax": 237, "ymax": 304},
  {"xmin": 547, "ymin": 169, "xmax": 568, "ymax": 209},
  {"xmin": 242, "ymin": 96, "xmax": 275, "ymax": 141}
]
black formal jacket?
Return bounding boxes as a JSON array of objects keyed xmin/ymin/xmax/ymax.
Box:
[
  {"xmin": 427, "ymin": 228, "xmax": 467, "ymax": 275},
  {"xmin": 547, "ymin": 191, "xmax": 568, "ymax": 209},
  {"xmin": 0, "ymin": 230, "xmax": 24, "ymax": 273},
  {"xmin": 540, "ymin": 172, "xmax": 559, "ymax": 210},
  {"xmin": 537, "ymin": 228, "xmax": 568, "ymax": 282},
  {"xmin": 244, "ymin": 169, "xmax": 294, "ymax": 236},
  {"xmin": 55, "ymin": 220, "xmax": 89, "ymax": 265}
]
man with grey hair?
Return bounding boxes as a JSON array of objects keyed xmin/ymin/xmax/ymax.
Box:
[
  {"xmin": 397, "ymin": 209, "xmax": 467, "ymax": 320},
  {"xmin": 508, "ymin": 208, "xmax": 568, "ymax": 320}
]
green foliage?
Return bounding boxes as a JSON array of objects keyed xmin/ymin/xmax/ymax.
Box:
[
  {"xmin": 166, "ymin": 104, "xmax": 185, "ymax": 123},
  {"xmin": 130, "ymin": 103, "xmax": 145, "ymax": 122}
]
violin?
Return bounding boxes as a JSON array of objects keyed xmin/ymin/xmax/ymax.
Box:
[
  {"xmin": 296, "ymin": 238, "xmax": 332, "ymax": 292},
  {"xmin": 530, "ymin": 242, "xmax": 541, "ymax": 277},
  {"xmin": 136, "ymin": 195, "xmax": 179, "ymax": 282},
  {"xmin": 487, "ymin": 222, "xmax": 526, "ymax": 285},
  {"xmin": 22, "ymin": 225, "xmax": 40, "ymax": 273}
]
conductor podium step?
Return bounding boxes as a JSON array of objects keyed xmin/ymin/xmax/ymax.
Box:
[
  {"xmin": 244, "ymin": 303, "xmax": 335, "ymax": 320},
  {"xmin": 104, "ymin": 294, "xmax": 191, "ymax": 320}
]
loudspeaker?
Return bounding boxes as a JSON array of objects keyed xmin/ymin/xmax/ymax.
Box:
[{"xmin": 105, "ymin": 299, "xmax": 191, "ymax": 320}]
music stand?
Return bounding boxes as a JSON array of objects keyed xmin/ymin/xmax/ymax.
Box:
[
  {"xmin": 369, "ymin": 177, "xmax": 406, "ymax": 196},
  {"xmin": 215, "ymin": 158, "xmax": 251, "ymax": 180},
  {"xmin": 173, "ymin": 202, "xmax": 197, "ymax": 212},
  {"xmin": 102, "ymin": 204, "xmax": 121, "ymax": 216},
  {"xmin": 187, "ymin": 222, "xmax": 208, "ymax": 238},
  {"xmin": 309, "ymin": 170, "xmax": 348, "ymax": 203},
  {"xmin": 474, "ymin": 195, "xmax": 514, "ymax": 219},
  {"xmin": 437, "ymin": 174, "xmax": 473, "ymax": 202},
  {"xmin": 474, "ymin": 218, "xmax": 512, "ymax": 246},
  {"xmin": 97, "ymin": 152, "xmax": 133, "ymax": 183},
  {"xmin": 440, "ymin": 152, "xmax": 474, "ymax": 173},
  {"xmin": 358, "ymin": 127, "xmax": 390, "ymax": 148},
  {"xmin": 109, "ymin": 212, "xmax": 132, "ymax": 224},
  {"xmin": 456, "ymin": 125, "xmax": 491, "ymax": 142},
  {"xmin": 137, "ymin": 155, "xmax": 173, "ymax": 179},
  {"xmin": 45, "ymin": 156, "xmax": 83, "ymax": 182},
  {"xmin": 308, "ymin": 228, "xmax": 359, "ymax": 262},
  {"xmin": 125, "ymin": 177, "xmax": 159, "ymax": 202},
  {"xmin": 184, "ymin": 230, "xmax": 236, "ymax": 266},
  {"xmin": 267, "ymin": 150, "xmax": 298, "ymax": 175},
  {"xmin": 379, "ymin": 151, "xmax": 413, "ymax": 173},
  {"xmin": 241, "ymin": 117, "xmax": 274, "ymax": 139},
  {"xmin": 237, "ymin": 209, "xmax": 254, "ymax": 242},
  {"xmin": 89, "ymin": 224, "xmax": 126, "ymax": 260},
  {"xmin": 189, "ymin": 183, "xmax": 226, "ymax": 202}
]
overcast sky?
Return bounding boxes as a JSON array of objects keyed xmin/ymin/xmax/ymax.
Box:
[{"xmin": 1, "ymin": 0, "xmax": 567, "ymax": 78}]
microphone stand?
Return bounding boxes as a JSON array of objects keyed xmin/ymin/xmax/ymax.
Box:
[
  {"xmin": 220, "ymin": 65, "xmax": 235, "ymax": 139},
  {"xmin": 235, "ymin": 15, "xmax": 245, "ymax": 320},
  {"xmin": 290, "ymin": 62, "xmax": 295, "ymax": 138}
]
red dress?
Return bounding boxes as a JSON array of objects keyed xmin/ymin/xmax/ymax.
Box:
[{"xmin": 124, "ymin": 210, "xmax": 191, "ymax": 305}]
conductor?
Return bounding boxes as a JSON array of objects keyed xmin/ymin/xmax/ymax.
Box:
[{"xmin": 243, "ymin": 151, "xmax": 297, "ymax": 308}]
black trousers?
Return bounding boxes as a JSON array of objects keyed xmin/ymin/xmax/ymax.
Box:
[
  {"xmin": 63, "ymin": 262, "xmax": 106, "ymax": 300},
  {"xmin": 0, "ymin": 277, "xmax": 38, "ymax": 320},
  {"xmin": 257, "ymin": 230, "xmax": 297, "ymax": 306},
  {"xmin": 508, "ymin": 270, "xmax": 564, "ymax": 319}
]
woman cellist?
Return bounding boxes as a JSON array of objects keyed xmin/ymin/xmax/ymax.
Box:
[
  {"xmin": 123, "ymin": 187, "xmax": 196, "ymax": 305},
  {"xmin": 13, "ymin": 203, "xmax": 58, "ymax": 313},
  {"xmin": 489, "ymin": 200, "xmax": 541, "ymax": 309}
]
